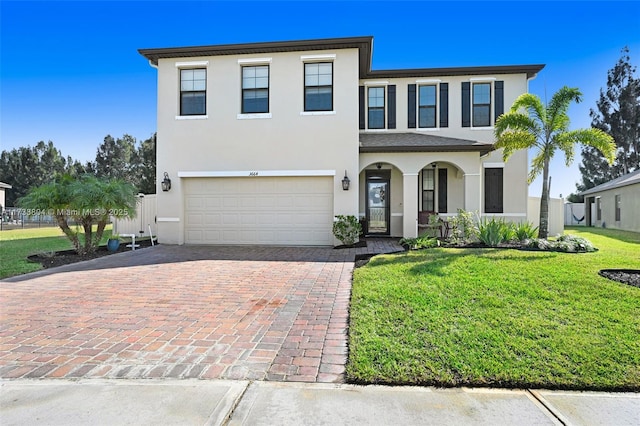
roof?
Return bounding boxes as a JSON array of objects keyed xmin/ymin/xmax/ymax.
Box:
[
  {"xmin": 359, "ymin": 132, "xmax": 494, "ymax": 155},
  {"xmin": 139, "ymin": 36, "xmax": 545, "ymax": 80},
  {"xmin": 580, "ymin": 169, "xmax": 640, "ymax": 196},
  {"xmin": 0, "ymin": 182, "xmax": 12, "ymax": 189}
]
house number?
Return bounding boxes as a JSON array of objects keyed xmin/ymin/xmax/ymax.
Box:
[{"xmin": 249, "ymin": 171, "xmax": 259, "ymax": 176}]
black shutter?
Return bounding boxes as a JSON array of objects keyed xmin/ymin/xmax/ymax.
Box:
[
  {"xmin": 494, "ymin": 81, "xmax": 504, "ymax": 122},
  {"xmin": 438, "ymin": 168, "xmax": 448, "ymax": 213},
  {"xmin": 408, "ymin": 84, "xmax": 416, "ymax": 128},
  {"xmin": 359, "ymin": 86, "xmax": 365, "ymax": 129},
  {"xmin": 387, "ymin": 85, "xmax": 396, "ymax": 129},
  {"xmin": 462, "ymin": 82, "xmax": 470, "ymax": 127},
  {"xmin": 484, "ymin": 168, "xmax": 504, "ymax": 213},
  {"xmin": 439, "ymin": 83, "xmax": 448, "ymax": 128}
]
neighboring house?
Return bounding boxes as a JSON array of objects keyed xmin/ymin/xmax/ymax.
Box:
[
  {"xmin": 0, "ymin": 182, "xmax": 11, "ymax": 212},
  {"xmin": 580, "ymin": 169, "xmax": 640, "ymax": 232},
  {"xmin": 139, "ymin": 36, "xmax": 544, "ymax": 245}
]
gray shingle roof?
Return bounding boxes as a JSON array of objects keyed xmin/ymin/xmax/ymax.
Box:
[
  {"xmin": 359, "ymin": 132, "xmax": 494, "ymax": 154},
  {"xmin": 580, "ymin": 169, "xmax": 640, "ymax": 196}
]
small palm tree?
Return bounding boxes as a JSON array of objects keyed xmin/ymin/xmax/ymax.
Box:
[
  {"xmin": 19, "ymin": 175, "xmax": 137, "ymax": 255},
  {"xmin": 495, "ymin": 86, "xmax": 615, "ymax": 239}
]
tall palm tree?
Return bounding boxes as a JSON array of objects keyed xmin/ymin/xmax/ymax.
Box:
[{"xmin": 495, "ymin": 86, "xmax": 615, "ymax": 239}]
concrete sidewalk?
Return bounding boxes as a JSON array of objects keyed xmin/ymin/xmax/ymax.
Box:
[{"xmin": 2, "ymin": 380, "xmax": 638, "ymax": 425}]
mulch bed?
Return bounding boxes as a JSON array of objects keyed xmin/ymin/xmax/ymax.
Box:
[
  {"xmin": 28, "ymin": 239, "xmax": 155, "ymax": 269},
  {"xmin": 598, "ymin": 269, "xmax": 640, "ymax": 289}
]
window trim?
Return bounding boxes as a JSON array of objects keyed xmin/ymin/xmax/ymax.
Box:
[
  {"xmin": 367, "ymin": 86, "xmax": 386, "ymax": 129},
  {"xmin": 472, "ymin": 82, "xmax": 492, "ymax": 127},
  {"xmin": 418, "ymin": 84, "xmax": 437, "ymax": 129},
  {"xmin": 179, "ymin": 67, "xmax": 207, "ymax": 117},
  {"xmin": 303, "ymin": 61, "xmax": 334, "ymax": 112},
  {"xmin": 241, "ymin": 64, "xmax": 270, "ymax": 114}
]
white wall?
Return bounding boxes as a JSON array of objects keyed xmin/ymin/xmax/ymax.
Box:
[
  {"xmin": 528, "ymin": 196, "xmax": 564, "ymax": 236},
  {"xmin": 564, "ymin": 203, "xmax": 585, "ymax": 226}
]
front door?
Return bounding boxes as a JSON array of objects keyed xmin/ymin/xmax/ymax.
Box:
[{"xmin": 366, "ymin": 170, "xmax": 390, "ymax": 235}]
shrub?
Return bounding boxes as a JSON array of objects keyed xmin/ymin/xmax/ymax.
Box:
[
  {"xmin": 332, "ymin": 215, "xmax": 361, "ymax": 246},
  {"xmin": 478, "ymin": 217, "xmax": 506, "ymax": 247},
  {"xmin": 514, "ymin": 221, "xmax": 539, "ymax": 241},
  {"xmin": 555, "ymin": 234, "xmax": 597, "ymax": 252},
  {"xmin": 501, "ymin": 221, "xmax": 517, "ymax": 242},
  {"xmin": 448, "ymin": 209, "xmax": 478, "ymax": 244},
  {"xmin": 400, "ymin": 235, "xmax": 440, "ymax": 250},
  {"xmin": 524, "ymin": 235, "xmax": 597, "ymax": 253}
]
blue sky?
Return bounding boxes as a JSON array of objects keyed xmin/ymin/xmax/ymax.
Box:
[{"xmin": 2, "ymin": 1, "xmax": 639, "ymax": 198}]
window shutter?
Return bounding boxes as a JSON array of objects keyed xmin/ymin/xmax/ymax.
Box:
[
  {"xmin": 494, "ymin": 81, "xmax": 504, "ymax": 122},
  {"xmin": 462, "ymin": 82, "xmax": 470, "ymax": 127},
  {"xmin": 408, "ymin": 84, "xmax": 417, "ymax": 128},
  {"xmin": 387, "ymin": 85, "xmax": 396, "ymax": 129},
  {"xmin": 439, "ymin": 83, "xmax": 449, "ymax": 128},
  {"xmin": 359, "ymin": 86, "xmax": 365, "ymax": 129},
  {"xmin": 484, "ymin": 168, "xmax": 504, "ymax": 213},
  {"xmin": 438, "ymin": 168, "xmax": 448, "ymax": 213}
]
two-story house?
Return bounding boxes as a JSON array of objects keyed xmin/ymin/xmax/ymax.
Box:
[{"xmin": 139, "ymin": 36, "xmax": 544, "ymax": 245}]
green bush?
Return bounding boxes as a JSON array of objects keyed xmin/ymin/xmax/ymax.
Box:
[
  {"xmin": 448, "ymin": 209, "xmax": 478, "ymax": 244},
  {"xmin": 478, "ymin": 217, "xmax": 506, "ymax": 247},
  {"xmin": 400, "ymin": 235, "xmax": 440, "ymax": 250},
  {"xmin": 501, "ymin": 221, "xmax": 517, "ymax": 242},
  {"xmin": 514, "ymin": 221, "xmax": 539, "ymax": 241},
  {"xmin": 332, "ymin": 215, "xmax": 361, "ymax": 246}
]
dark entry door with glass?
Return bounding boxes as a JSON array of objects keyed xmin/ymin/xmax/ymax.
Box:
[{"xmin": 366, "ymin": 170, "xmax": 390, "ymax": 235}]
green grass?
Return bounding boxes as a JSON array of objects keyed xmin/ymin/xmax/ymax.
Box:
[
  {"xmin": 0, "ymin": 225, "xmax": 114, "ymax": 279},
  {"xmin": 348, "ymin": 227, "xmax": 640, "ymax": 390}
]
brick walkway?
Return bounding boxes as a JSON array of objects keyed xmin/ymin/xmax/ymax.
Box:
[{"xmin": 1, "ymin": 240, "xmax": 402, "ymax": 383}]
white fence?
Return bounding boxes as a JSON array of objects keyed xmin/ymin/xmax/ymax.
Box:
[
  {"xmin": 528, "ymin": 197, "xmax": 564, "ymax": 236},
  {"xmin": 564, "ymin": 202, "xmax": 586, "ymax": 226},
  {"xmin": 112, "ymin": 194, "xmax": 157, "ymax": 238}
]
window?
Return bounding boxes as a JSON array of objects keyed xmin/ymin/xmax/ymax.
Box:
[
  {"xmin": 419, "ymin": 85, "xmax": 437, "ymax": 128},
  {"xmin": 241, "ymin": 65, "xmax": 269, "ymax": 113},
  {"xmin": 484, "ymin": 168, "xmax": 503, "ymax": 213},
  {"xmin": 422, "ymin": 169, "xmax": 435, "ymax": 211},
  {"xmin": 368, "ymin": 87, "xmax": 385, "ymax": 129},
  {"xmin": 615, "ymin": 195, "xmax": 621, "ymax": 221},
  {"xmin": 180, "ymin": 68, "xmax": 206, "ymax": 115},
  {"xmin": 473, "ymin": 83, "xmax": 491, "ymax": 127},
  {"xmin": 304, "ymin": 62, "xmax": 333, "ymax": 111},
  {"xmin": 596, "ymin": 197, "xmax": 602, "ymax": 220}
]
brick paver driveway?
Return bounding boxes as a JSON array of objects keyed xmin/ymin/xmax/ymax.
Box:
[{"xmin": 0, "ymin": 245, "xmax": 357, "ymax": 382}]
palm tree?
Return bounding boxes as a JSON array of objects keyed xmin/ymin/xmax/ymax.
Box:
[
  {"xmin": 495, "ymin": 86, "xmax": 615, "ymax": 239},
  {"xmin": 19, "ymin": 175, "xmax": 137, "ymax": 254}
]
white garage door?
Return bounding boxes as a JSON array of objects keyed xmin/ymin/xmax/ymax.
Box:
[{"xmin": 184, "ymin": 177, "xmax": 334, "ymax": 245}]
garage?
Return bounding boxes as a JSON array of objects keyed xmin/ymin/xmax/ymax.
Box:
[{"xmin": 184, "ymin": 176, "xmax": 334, "ymax": 245}]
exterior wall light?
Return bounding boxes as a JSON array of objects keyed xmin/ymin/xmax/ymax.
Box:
[
  {"xmin": 341, "ymin": 170, "xmax": 350, "ymax": 191},
  {"xmin": 161, "ymin": 172, "xmax": 172, "ymax": 192}
]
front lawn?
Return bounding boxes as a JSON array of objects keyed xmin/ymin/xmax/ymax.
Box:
[
  {"xmin": 0, "ymin": 226, "xmax": 114, "ymax": 279},
  {"xmin": 347, "ymin": 227, "xmax": 640, "ymax": 390}
]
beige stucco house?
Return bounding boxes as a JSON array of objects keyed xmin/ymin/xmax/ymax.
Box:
[
  {"xmin": 581, "ymin": 169, "xmax": 640, "ymax": 232},
  {"xmin": 138, "ymin": 36, "xmax": 544, "ymax": 245}
]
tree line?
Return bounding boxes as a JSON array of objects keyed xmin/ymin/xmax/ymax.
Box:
[
  {"xmin": 0, "ymin": 133, "xmax": 156, "ymax": 208},
  {"xmin": 570, "ymin": 47, "xmax": 639, "ymax": 201}
]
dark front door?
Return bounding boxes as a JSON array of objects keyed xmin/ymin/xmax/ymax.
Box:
[{"xmin": 366, "ymin": 170, "xmax": 390, "ymax": 235}]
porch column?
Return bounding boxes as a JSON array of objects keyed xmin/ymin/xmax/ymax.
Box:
[
  {"xmin": 403, "ymin": 172, "xmax": 419, "ymax": 238},
  {"xmin": 463, "ymin": 172, "xmax": 481, "ymax": 214}
]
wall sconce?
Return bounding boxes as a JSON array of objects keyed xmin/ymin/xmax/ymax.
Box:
[
  {"xmin": 431, "ymin": 162, "xmax": 437, "ymax": 168},
  {"xmin": 341, "ymin": 170, "xmax": 350, "ymax": 191},
  {"xmin": 161, "ymin": 172, "xmax": 172, "ymax": 192},
  {"xmin": 376, "ymin": 163, "xmax": 382, "ymax": 169}
]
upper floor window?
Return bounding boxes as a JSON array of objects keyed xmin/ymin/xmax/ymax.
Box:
[
  {"xmin": 368, "ymin": 87, "xmax": 385, "ymax": 129},
  {"xmin": 304, "ymin": 62, "xmax": 333, "ymax": 111},
  {"xmin": 180, "ymin": 68, "xmax": 206, "ymax": 115},
  {"xmin": 473, "ymin": 83, "xmax": 491, "ymax": 127},
  {"xmin": 419, "ymin": 85, "xmax": 437, "ymax": 128},
  {"xmin": 242, "ymin": 65, "xmax": 269, "ymax": 113},
  {"xmin": 462, "ymin": 80, "xmax": 503, "ymax": 128}
]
